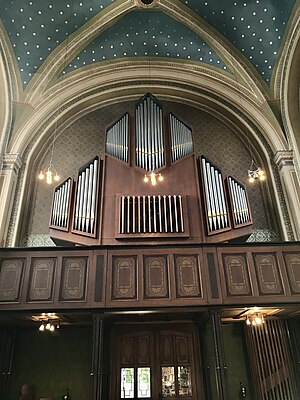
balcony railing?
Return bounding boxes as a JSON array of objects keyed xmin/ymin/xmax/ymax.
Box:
[{"xmin": 0, "ymin": 242, "xmax": 299, "ymax": 310}]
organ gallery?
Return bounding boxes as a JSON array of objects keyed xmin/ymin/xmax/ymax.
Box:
[{"xmin": 0, "ymin": 1, "xmax": 300, "ymax": 400}]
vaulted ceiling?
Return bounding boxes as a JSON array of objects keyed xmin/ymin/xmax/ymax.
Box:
[{"xmin": 0, "ymin": 0, "xmax": 297, "ymax": 88}]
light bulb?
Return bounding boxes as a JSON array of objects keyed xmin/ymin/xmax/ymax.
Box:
[
  {"xmin": 259, "ymin": 174, "xmax": 265, "ymax": 181},
  {"xmin": 50, "ymin": 324, "xmax": 55, "ymax": 332},
  {"xmin": 252, "ymin": 320, "xmax": 256, "ymax": 326},
  {"xmin": 54, "ymin": 174, "xmax": 60, "ymax": 182},
  {"xmin": 246, "ymin": 318, "xmax": 251, "ymax": 326},
  {"xmin": 249, "ymin": 176, "xmax": 255, "ymax": 183},
  {"xmin": 158, "ymin": 174, "xmax": 163, "ymax": 182},
  {"xmin": 39, "ymin": 323, "xmax": 45, "ymax": 331},
  {"xmin": 255, "ymin": 316, "xmax": 262, "ymax": 325},
  {"xmin": 258, "ymin": 169, "xmax": 264, "ymax": 176},
  {"xmin": 144, "ymin": 175, "xmax": 149, "ymax": 183},
  {"xmin": 38, "ymin": 171, "xmax": 44, "ymax": 180},
  {"xmin": 46, "ymin": 322, "xmax": 51, "ymax": 330}
]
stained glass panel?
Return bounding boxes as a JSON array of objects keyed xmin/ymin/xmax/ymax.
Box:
[
  {"xmin": 138, "ymin": 367, "xmax": 151, "ymax": 398},
  {"xmin": 178, "ymin": 366, "xmax": 192, "ymax": 396},
  {"xmin": 161, "ymin": 366, "xmax": 176, "ymax": 397},
  {"xmin": 121, "ymin": 367, "xmax": 134, "ymax": 398}
]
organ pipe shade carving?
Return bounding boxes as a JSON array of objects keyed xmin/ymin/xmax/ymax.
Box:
[
  {"xmin": 105, "ymin": 113, "xmax": 129, "ymax": 163},
  {"xmin": 50, "ymin": 177, "xmax": 74, "ymax": 231},
  {"xmin": 118, "ymin": 195, "xmax": 187, "ymax": 236},
  {"xmin": 169, "ymin": 113, "xmax": 193, "ymax": 162},
  {"xmin": 199, "ymin": 156, "xmax": 230, "ymax": 234},
  {"xmin": 226, "ymin": 176, "xmax": 252, "ymax": 227},
  {"xmin": 72, "ymin": 156, "xmax": 101, "ymax": 236},
  {"xmin": 135, "ymin": 94, "xmax": 165, "ymax": 171}
]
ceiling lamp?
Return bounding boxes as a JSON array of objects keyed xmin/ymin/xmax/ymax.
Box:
[
  {"xmin": 38, "ymin": 312, "xmax": 60, "ymax": 332},
  {"xmin": 143, "ymin": 171, "xmax": 164, "ymax": 186},
  {"xmin": 245, "ymin": 311, "xmax": 265, "ymax": 326},
  {"xmin": 247, "ymin": 159, "xmax": 265, "ymax": 183}
]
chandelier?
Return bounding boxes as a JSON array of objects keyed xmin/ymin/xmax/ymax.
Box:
[
  {"xmin": 38, "ymin": 312, "xmax": 60, "ymax": 332},
  {"xmin": 143, "ymin": 170, "xmax": 164, "ymax": 186},
  {"xmin": 38, "ymin": 127, "xmax": 60, "ymax": 185},
  {"xmin": 247, "ymin": 159, "xmax": 265, "ymax": 183},
  {"xmin": 245, "ymin": 311, "xmax": 266, "ymax": 326}
]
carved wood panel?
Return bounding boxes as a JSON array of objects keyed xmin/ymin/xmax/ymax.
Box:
[
  {"xmin": 144, "ymin": 256, "xmax": 169, "ymax": 299},
  {"xmin": 283, "ymin": 253, "xmax": 300, "ymax": 294},
  {"xmin": 175, "ymin": 255, "xmax": 201, "ymax": 298},
  {"xmin": 60, "ymin": 257, "xmax": 88, "ymax": 301},
  {"xmin": 0, "ymin": 258, "xmax": 24, "ymax": 302},
  {"xmin": 27, "ymin": 258, "xmax": 56, "ymax": 301},
  {"xmin": 253, "ymin": 253, "xmax": 283, "ymax": 295},
  {"xmin": 222, "ymin": 254, "xmax": 252, "ymax": 296},
  {"xmin": 112, "ymin": 257, "xmax": 137, "ymax": 300}
]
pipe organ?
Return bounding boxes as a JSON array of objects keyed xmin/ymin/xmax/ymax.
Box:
[
  {"xmin": 72, "ymin": 157, "xmax": 101, "ymax": 237},
  {"xmin": 117, "ymin": 194, "xmax": 187, "ymax": 237},
  {"xmin": 135, "ymin": 94, "xmax": 164, "ymax": 171},
  {"xmin": 49, "ymin": 93, "xmax": 253, "ymax": 246},
  {"xmin": 50, "ymin": 178, "xmax": 74, "ymax": 231},
  {"xmin": 226, "ymin": 176, "xmax": 252, "ymax": 227},
  {"xmin": 105, "ymin": 113, "xmax": 129, "ymax": 163},
  {"xmin": 169, "ymin": 113, "xmax": 193, "ymax": 162},
  {"xmin": 199, "ymin": 156, "xmax": 230, "ymax": 234}
]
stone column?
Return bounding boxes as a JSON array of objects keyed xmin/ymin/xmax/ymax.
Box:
[
  {"xmin": 0, "ymin": 154, "xmax": 22, "ymax": 246},
  {"xmin": 274, "ymin": 150, "xmax": 300, "ymax": 240}
]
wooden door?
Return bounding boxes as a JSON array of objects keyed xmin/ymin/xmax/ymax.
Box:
[{"xmin": 110, "ymin": 323, "xmax": 203, "ymax": 400}]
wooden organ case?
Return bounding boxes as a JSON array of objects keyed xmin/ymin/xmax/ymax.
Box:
[{"xmin": 49, "ymin": 94, "xmax": 253, "ymax": 246}]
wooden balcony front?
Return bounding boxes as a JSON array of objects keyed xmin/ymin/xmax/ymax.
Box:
[{"xmin": 0, "ymin": 242, "xmax": 299, "ymax": 311}]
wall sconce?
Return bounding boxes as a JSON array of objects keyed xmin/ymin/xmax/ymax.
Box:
[{"xmin": 143, "ymin": 170, "xmax": 163, "ymax": 186}]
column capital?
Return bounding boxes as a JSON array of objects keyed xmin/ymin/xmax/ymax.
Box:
[
  {"xmin": 2, "ymin": 153, "xmax": 23, "ymax": 171},
  {"xmin": 274, "ymin": 150, "xmax": 294, "ymax": 167}
]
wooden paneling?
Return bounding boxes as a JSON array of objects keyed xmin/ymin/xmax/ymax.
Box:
[
  {"xmin": 174, "ymin": 255, "xmax": 201, "ymax": 298},
  {"xmin": 60, "ymin": 257, "xmax": 88, "ymax": 301},
  {"xmin": 222, "ymin": 254, "xmax": 252, "ymax": 296},
  {"xmin": 283, "ymin": 252, "xmax": 300, "ymax": 294},
  {"xmin": 27, "ymin": 257, "xmax": 56, "ymax": 302},
  {"xmin": 0, "ymin": 258, "xmax": 24, "ymax": 302},
  {"xmin": 112, "ymin": 256, "xmax": 137, "ymax": 300},
  {"xmin": 144, "ymin": 255, "xmax": 169, "ymax": 299},
  {"xmin": 253, "ymin": 253, "xmax": 284, "ymax": 295},
  {"xmin": 0, "ymin": 243, "xmax": 300, "ymax": 311}
]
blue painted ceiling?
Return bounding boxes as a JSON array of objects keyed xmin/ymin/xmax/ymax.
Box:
[{"xmin": 0, "ymin": 0, "xmax": 296, "ymax": 87}]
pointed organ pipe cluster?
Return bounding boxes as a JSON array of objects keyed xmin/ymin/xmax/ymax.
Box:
[
  {"xmin": 169, "ymin": 113, "xmax": 193, "ymax": 162},
  {"xmin": 73, "ymin": 157, "xmax": 100, "ymax": 235},
  {"xmin": 50, "ymin": 178, "xmax": 73, "ymax": 230},
  {"xmin": 135, "ymin": 96, "xmax": 165, "ymax": 171},
  {"xmin": 200, "ymin": 156, "xmax": 230, "ymax": 233},
  {"xmin": 227, "ymin": 176, "xmax": 251, "ymax": 226},
  {"xmin": 105, "ymin": 113, "xmax": 129, "ymax": 162},
  {"xmin": 119, "ymin": 195, "xmax": 184, "ymax": 234}
]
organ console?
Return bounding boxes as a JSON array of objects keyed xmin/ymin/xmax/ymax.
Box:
[{"xmin": 49, "ymin": 93, "xmax": 253, "ymax": 246}]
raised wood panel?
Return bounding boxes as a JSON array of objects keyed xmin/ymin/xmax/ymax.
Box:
[
  {"xmin": 0, "ymin": 258, "xmax": 24, "ymax": 302},
  {"xmin": 112, "ymin": 256, "xmax": 137, "ymax": 300},
  {"xmin": 60, "ymin": 257, "xmax": 88, "ymax": 301},
  {"xmin": 283, "ymin": 252, "xmax": 300, "ymax": 294},
  {"xmin": 27, "ymin": 258, "xmax": 56, "ymax": 301},
  {"xmin": 144, "ymin": 256, "xmax": 169, "ymax": 299},
  {"xmin": 121, "ymin": 336, "xmax": 134, "ymax": 364},
  {"xmin": 137, "ymin": 335, "xmax": 151, "ymax": 364},
  {"xmin": 222, "ymin": 254, "xmax": 252, "ymax": 296},
  {"xmin": 175, "ymin": 335, "xmax": 190, "ymax": 363},
  {"xmin": 174, "ymin": 255, "xmax": 201, "ymax": 298},
  {"xmin": 253, "ymin": 253, "xmax": 284, "ymax": 295},
  {"xmin": 159, "ymin": 334, "xmax": 174, "ymax": 364}
]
